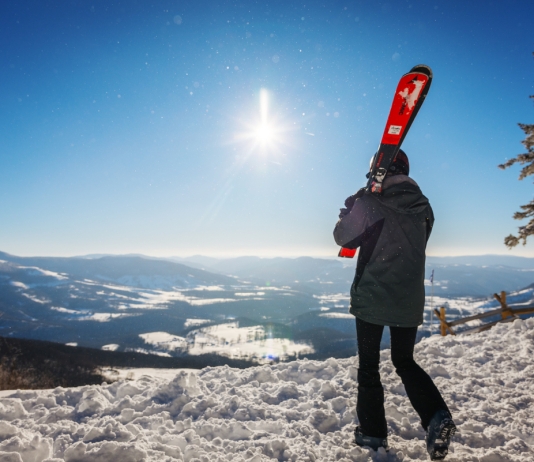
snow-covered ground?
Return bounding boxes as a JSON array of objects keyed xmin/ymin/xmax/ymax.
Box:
[
  {"xmin": 1, "ymin": 318, "xmax": 533, "ymax": 461},
  {"xmin": 101, "ymin": 368, "xmax": 200, "ymax": 383}
]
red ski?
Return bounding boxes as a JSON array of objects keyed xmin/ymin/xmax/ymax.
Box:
[{"xmin": 338, "ymin": 65, "xmax": 433, "ymax": 259}]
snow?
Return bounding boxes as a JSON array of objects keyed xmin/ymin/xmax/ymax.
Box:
[
  {"xmin": 78, "ymin": 313, "xmax": 134, "ymax": 322},
  {"xmin": 147, "ymin": 322, "xmax": 315, "ymax": 361},
  {"xmin": 183, "ymin": 319, "xmax": 211, "ymax": 328},
  {"xmin": 140, "ymin": 332, "xmax": 189, "ymax": 352},
  {"xmin": 124, "ymin": 348, "xmax": 172, "ymax": 357},
  {"xmin": 186, "ymin": 297, "xmax": 237, "ymax": 306},
  {"xmin": 314, "ymin": 293, "xmax": 351, "ymax": 305},
  {"xmin": 50, "ymin": 307, "xmax": 137, "ymax": 322},
  {"xmin": 188, "ymin": 286, "xmax": 226, "ymax": 291},
  {"xmin": 51, "ymin": 307, "xmax": 79, "ymax": 314},
  {"xmin": 21, "ymin": 293, "xmax": 50, "ymax": 304},
  {"xmin": 101, "ymin": 368, "xmax": 199, "ymax": 382},
  {"xmin": 1, "ymin": 318, "xmax": 534, "ymax": 461},
  {"xmin": 101, "ymin": 344, "xmax": 120, "ymax": 352},
  {"xmin": 138, "ymin": 323, "xmax": 314, "ymax": 362},
  {"xmin": 113, "ymin": 286, "xmax": 238, "ymax": 309},
  {"xmin": 78, "ymin": 281, "xmax": 239, "ymax": 310},
  {"xmin": 319, "ymin": 313, "xmax": 354, "ymax": 319},
  {"xmin": 18, "ymin": 266, "xmax": 69, "ymax": 280}
]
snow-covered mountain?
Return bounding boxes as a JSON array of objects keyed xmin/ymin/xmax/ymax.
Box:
[
  {"xmin": 0, "ymin": 255, "xmax": 341, "ymax": 360},
  {"xmin": 1, "ymin": 317, "xmax": 533, "ymax": 461},
  {"xmin": 2, "ymin": 251, "xmax": 534, "ymax": 362},
  {"xmin": 0, "ymin": 251, "xmax": 235, "ymax": 290},
  {"xmin": 173, "ymin": 254, "xmax": 534, "ymax": 297}
]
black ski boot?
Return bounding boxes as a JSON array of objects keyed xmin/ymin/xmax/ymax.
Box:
[
  {"xmin": 425, "ymin": 410, "xmax": 456, "ymax": 460},
  {"xmin": 354, "ymin": 426, "xmax": 389, "ymax": 451}
]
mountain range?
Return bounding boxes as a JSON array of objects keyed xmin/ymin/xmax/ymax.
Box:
[
  {"xmin": 173, "ymin": 253, "xmax": 534, "ymax": 297},
  {"xmin": 2, "ymin": 250, "xmax": 534, "ymax": 361}
]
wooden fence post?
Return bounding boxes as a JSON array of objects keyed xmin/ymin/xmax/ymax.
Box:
[
  {"xmin": 433, "ymin": 306, "xmax": 456, "ymax": 336},
  {"xmin": 494, "ymin": 291, "xmax": 514, "ymax": 320},
  {"xmin": 440, "ymin": 307, "xmax": 447, "ymax": 336}
]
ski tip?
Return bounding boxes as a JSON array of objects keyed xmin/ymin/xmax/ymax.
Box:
[{"xmin": 409, "ymin": 64, "xmax": 433, "ymax": 78}]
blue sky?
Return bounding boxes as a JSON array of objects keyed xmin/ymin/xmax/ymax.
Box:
[{"xmin": 1, "ymin": 0, "xmax": 533, "ymax": 258}]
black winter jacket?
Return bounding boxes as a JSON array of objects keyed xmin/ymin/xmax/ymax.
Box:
[{"xmin": 333, "ymin": 175, "xmax": 433, "ymax": 327}]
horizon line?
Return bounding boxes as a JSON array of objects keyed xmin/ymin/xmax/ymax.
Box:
[{"xmin": 2, "ymin": 249, "xmax": 534, "ymax": 260}]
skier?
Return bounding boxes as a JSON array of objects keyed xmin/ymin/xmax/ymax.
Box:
[{"xmin": 333, "ymin": 150, "xmax": 456, "ymax": 460}]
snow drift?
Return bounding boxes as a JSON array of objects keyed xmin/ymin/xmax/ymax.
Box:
[{"xmin": 1, "ymin": 318, "xmax": 533, "ymax": 461}]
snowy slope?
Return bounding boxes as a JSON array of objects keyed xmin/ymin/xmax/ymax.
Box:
[{"xmin": 1, "ymin": 319, "xmax": 533, "ymax": 461}]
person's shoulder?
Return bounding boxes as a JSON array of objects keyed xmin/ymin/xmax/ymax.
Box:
[
  {"xmin": 382, "ymin": 174, "xmax": 418, "ymax": 190},
  {"xmin": 357, "ymin": 190, "xmax": 387, "ymax": 216}
]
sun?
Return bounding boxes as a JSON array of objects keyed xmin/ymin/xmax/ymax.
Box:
[
  {"xmin": 254, "ymin": 122, "xmax": 275, "ymax": 145},
  {"xmin": 234, "ymin": 88, "xmax": 293, "ymax": 155}
]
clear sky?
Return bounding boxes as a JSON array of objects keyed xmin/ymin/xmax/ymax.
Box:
[{"xmin": 1, "ymin": 0, "xmax": 533, "ymax": 258}]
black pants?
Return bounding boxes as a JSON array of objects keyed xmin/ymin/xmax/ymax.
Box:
[{"xmin": 356, "ymin": 317, "xmax": 450, "ymax": 437}]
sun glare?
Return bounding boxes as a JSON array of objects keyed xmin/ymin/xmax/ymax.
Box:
[
  {"xmin": 254, "ymin": 122, "xmax": 274, "ymax": 144},
  {"xmin": 254, "ymin": 89, "xmax": 275, "ymax": 144},
  {"xmin": 234, "ymin": 88, "xmax": 293, "ymax": 155},
  {"xmin": 260, "ymin": 88, "xmax": 269, "ymax": 122}
]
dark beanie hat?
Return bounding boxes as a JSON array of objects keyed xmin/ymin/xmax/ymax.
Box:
[{"xmin": 389, "ymin": 149, "xmax": 409, "ymax": 176}]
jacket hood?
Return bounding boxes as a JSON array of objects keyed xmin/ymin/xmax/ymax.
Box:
[{"xmin": 376, "ymin": 175, "xmax": 430, "ymax": 214}]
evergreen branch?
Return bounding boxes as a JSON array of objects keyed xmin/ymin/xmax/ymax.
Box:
[
  {"xmin": 500, "ymin": 57, "xmax": 534, "ymax": 248},
  {"xmin": 498, "ymin": 124, "xmax": 534, "ymax": 181}
]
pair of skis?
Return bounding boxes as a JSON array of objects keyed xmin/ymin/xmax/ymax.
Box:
[{"xmin": 338, "ymin": 64, "xmax": 433, "ymax": 258}]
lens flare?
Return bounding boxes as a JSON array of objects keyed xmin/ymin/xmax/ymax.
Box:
[{"xmin": 260, "ymin": 88, "xmax": 269, "ymax": 123}]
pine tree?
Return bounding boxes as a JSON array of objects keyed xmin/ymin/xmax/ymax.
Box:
[{"xmin": 499, "ymin": 54, "xmax": 534, "ymax": 247}]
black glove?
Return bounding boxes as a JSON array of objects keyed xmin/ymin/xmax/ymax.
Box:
[{"xmin": 339, "ymin": 188, "xmax": 365, "ymax": 218}]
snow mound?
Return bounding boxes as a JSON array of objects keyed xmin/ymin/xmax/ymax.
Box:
[{"xmin": 1, "ymin": 319, "xmax": 534, "ymax": 461}]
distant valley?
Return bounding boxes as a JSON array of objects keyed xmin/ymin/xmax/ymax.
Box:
[{"xmin": 1, "ymin": 250, "xmax": 534, "ymax": 363}]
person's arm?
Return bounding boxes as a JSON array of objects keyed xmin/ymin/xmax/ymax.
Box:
[
  {"xmin": 333, "ymin": 192, "xmax": 383, "ymax": 249},
  {"xmin": 425, "ymin": 204, "xmax": 435, "ymax": 243}
]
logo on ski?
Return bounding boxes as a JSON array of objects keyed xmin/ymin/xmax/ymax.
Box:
[
  {"xmin": 387, "ymin": 125, "xmax": 402, "ymax": 135},
  {"xmin": 398, "ymin": 78, "xmax": 426, "ymax": 115}
]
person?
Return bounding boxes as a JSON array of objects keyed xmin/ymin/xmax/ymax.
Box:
[{"xmin": 333, "ymin": 150, "xmax": 456, "ymax": 460}]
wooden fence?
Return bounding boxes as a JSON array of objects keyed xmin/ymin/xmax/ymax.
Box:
[{"xmin": 434, "ymin": 291, "xmax": 534, "ymax": 336}]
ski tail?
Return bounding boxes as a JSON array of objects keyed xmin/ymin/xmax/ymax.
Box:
[{"xmin": 338, "ymin": 247, "xmax": 357, "ymax": 258}]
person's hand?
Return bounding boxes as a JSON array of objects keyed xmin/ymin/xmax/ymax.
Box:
[
  {"xmin": 339, "ymin": 188, "xmax": 365, "ymax": 218},
  {"xmin": 345, "ymin": 188, "xmax": 366, "ymax": 208}
]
